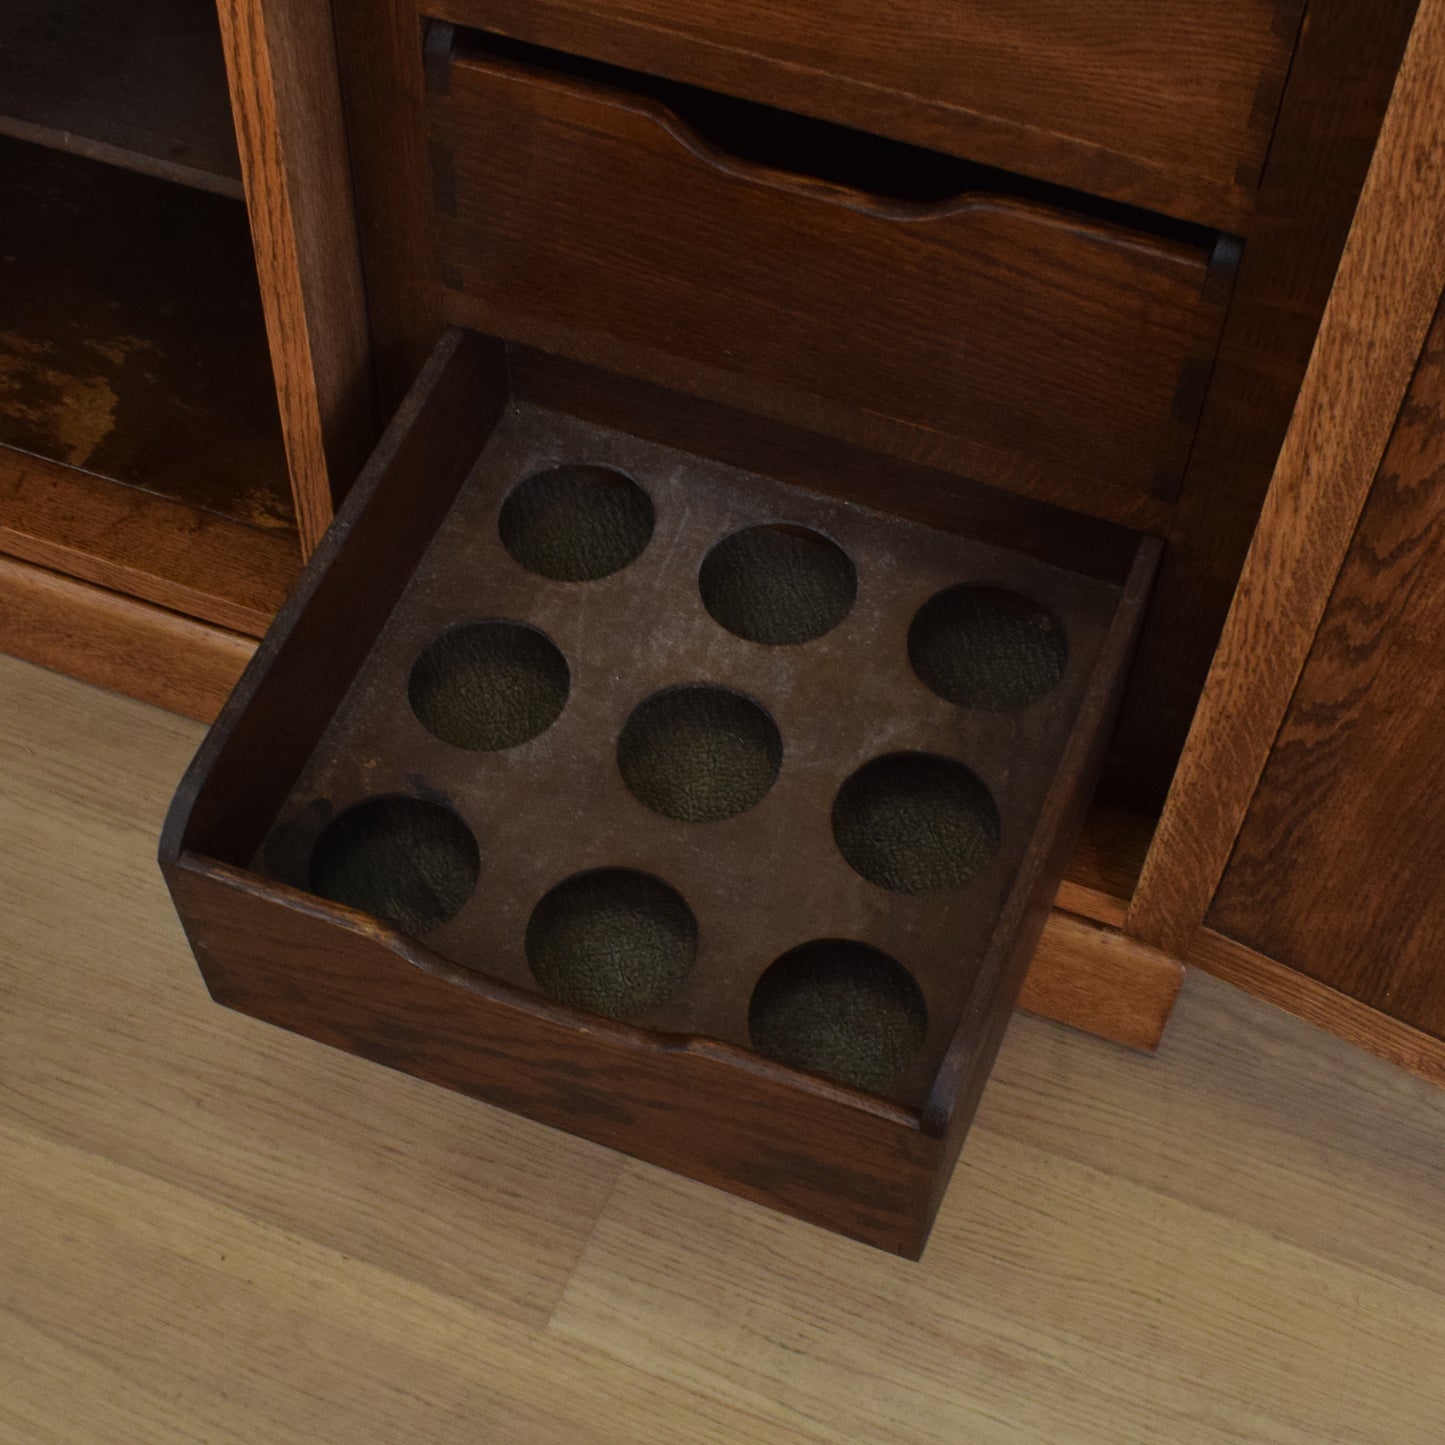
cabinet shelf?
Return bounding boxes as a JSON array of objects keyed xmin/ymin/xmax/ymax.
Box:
[
  {"xmin": 1, "ymin": 0, "xmax": 243, "ymax": 198},
  {"xmin": 0, "ymin": 136, "xmax": 298, "ymax": 635}
]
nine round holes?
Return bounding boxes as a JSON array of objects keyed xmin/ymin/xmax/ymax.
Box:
[{"xmin": 300, "ymin": 465, "xmax": 1074, "ymax": 1088}]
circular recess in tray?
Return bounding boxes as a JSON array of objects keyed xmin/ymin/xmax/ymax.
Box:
[
  {"xmin": 525, "ymin": 868, "xmax": 698, "ymax": 1021},
  {"xmin": 908, "ymin": 584, "xmax": 1068, "ymax": 710},
  {"xmin": 618, "ymin": 684, "xmax": 783, "ymax": 823},
  {"xmin": 699, "ymin": 523, "xmax": 857, "ymax": 644},
  {"xmin": 309, "ymin": 796, "xmax": 479, "ymax": 935},
  {"xmin": 832, "ymin": 753, "xmax": 1000, "ymax": 894},
  {"xmin": 408, "ymin": 620, "xmax": 570, "ymax": 751},
  {"xmin": 748, "ymin": 940, "xmax": 928, "ymax": 1094},
  {"xmin": 499, "ymin": 464, "xmax": 655, "ymax": 581}
]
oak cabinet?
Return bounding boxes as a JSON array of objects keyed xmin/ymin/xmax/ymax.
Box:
[
  {"xmin": 4, "ymin": 0, "xmax": 1445, "ymax": 1244},
  {"xmin": 1205, "ymin": 294, "xmax": 1445, "ymax": 1066}
]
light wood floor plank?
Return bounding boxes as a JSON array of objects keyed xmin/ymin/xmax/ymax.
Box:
[
  {"xmin": 0, "ymin": 1124, "xmax": 786, "ymax": 1445},
  {"xmin": 0, "ymin": 656, "xmax": 623, "ymax": 1330},
  {"xmin": 3, "ymin": 651, "xmax": 1444, "ymax": 1443}
]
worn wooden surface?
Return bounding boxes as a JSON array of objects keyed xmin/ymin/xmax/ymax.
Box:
[
  {"xmin": 425, "ymin": 0, "xmax": 1296, "ymax": 230},
  {"xmin": 1130, "ymin": 0, "xmax": 1445, "ymax": 954},
  {"xmin": 5, "ymin": 650, "xmax": 1445, "ymax": 1441},
  {"xmin": 330, "ymin": 0, "xmax": 446, "ymax": 405},
  {"xmin": 1107, "ymin": 0, "xmax": 1420, "ymax": 807},
  {"xmin": 162, "ymin": 332, "xmax": 1156, "ymax": 1252},
  {"xmin": 0, "ymin": 136, "xmax": 293, "ymax": 533},
  {"xmin": 217, "ymin": 0, "xmax": 377, "ymax": 550},
  {"xmin": 1206, "ymin": 290, "xmax": 1445, "ymax": 1041},
  {"xmin": 0, "ymin": 557, "xmax": 255, "ymax": 722},
  {"xmin": 0, "ymin": 449, "xmax": 298, "ymax": 637},
  {"xmin": 1023, "ymin": 911, "xmax": 1182, "ymax": 1053},
  {"xmin": 507, "ymin": 343, "xmax": 1159, "ymax": 575},
  {"xmin": 1, "ymin": 0, "xmax": 243, "ymax": 196},
  {"xmin": 247, "ymin": 391, "xmax": 1134, "ymax": 1099},
  {"xmin": 337, "ymin": 0, "xmax": 1417, "ymax": 811},
  {"xmin": 430, "ymin": 45, "xmax": 1227, "ymax": 521}
]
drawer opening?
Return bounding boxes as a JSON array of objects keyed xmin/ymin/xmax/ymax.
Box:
[
  {"xmin": 162, "ymin": 330, "xmax": 1158, "ymax": 1254},
  {"xmin": 433, "ymin": 24, "xmax": 1219, "ymax": 251}
]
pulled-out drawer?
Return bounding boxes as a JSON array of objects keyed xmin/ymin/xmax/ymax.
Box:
[
  {"xmin": 426, "ymin": 32, "xmax": 1235, "ymax": 523},
  {"xmin": 162, "ymin": 331, "xmax": 1157, "ymax": 1255},
  {"xmin": 422, "ymin": 0, "xmax": 1298, "ymax": 229}
]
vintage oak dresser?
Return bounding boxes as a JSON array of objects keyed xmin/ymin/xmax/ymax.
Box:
[{"xmin": 2, "ymin": 0, "xmax": 1442, "ymax": 1253}]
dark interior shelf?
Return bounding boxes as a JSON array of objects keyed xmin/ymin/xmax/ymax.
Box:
[
  {"xmin": 1, "ymin": 0, "xmax": 243, "ymax": 198},
  {"xmin": 0, "ymin": 135, "xmax": 292, "ymax": 537}
]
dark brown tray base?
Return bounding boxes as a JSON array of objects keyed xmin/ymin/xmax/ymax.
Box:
[{"xmin": 162, "ymin": 330, "xmax": 1157, "ymax": 1254}]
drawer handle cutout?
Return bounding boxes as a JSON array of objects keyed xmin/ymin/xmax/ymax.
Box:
[{"xmin": 435, "ymin": 26, "xmax": 1214, "ymax": 248}]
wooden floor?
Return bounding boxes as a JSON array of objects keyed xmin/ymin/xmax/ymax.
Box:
[{"xmin": 3, "ymin": 651, "xmax": 1444, "ymax": 1445}]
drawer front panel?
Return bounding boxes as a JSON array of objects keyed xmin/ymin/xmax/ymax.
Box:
[
  {"xmin": 425, "ymin": 0, "xmax": 1299, "ymax": 229},
  {"xmin": 429, "ymin": 49, "xmax": 1230, "ymax": 519}
]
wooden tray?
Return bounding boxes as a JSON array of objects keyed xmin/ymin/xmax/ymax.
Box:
[{"xmin": 161, "ymin": 330, "xmax": 1158, "ymax": 1255}]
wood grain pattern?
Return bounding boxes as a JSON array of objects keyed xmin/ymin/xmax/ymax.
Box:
[
  {"xmin": 425, "ymin": 0, "xmax": 1297, "ymax": 231},
  {"xmin": 1128, "ymin": 0, "xmax": 1445, "ymax": 954},
  {"xmin": 7, "ymin": 649, "xmax": 1445, "ymax": 1441},
  {"xmin": 168, "ymin": 854, "xmax": 945, "ymax": 1257},
  {"xmin": 0, "ymin": 556, "xmax": 254, "ymax": 722},
  {"xmin": 1207, "ymin": 294, "xmax": 1445, "ymax": 1039},
  {"xmin": 337, "ymin": 0, "xmax": 1415, "ymax": 806},
  {"xmin": 430, "ymin": 48, "xmax": 1227, "ymax": 522},
  {"xmin": 0, "ymin": 136, "xmax": 294, "ymax": 533},
  {"xmin": 1106, "ymin": 0, "xmax": 1421, "ymax": 808},
  {"xmin": 0, "ymin": 0, "xmax": 243, "ymax": 197},
  {"xmin": 1020, "ymin": 911, "xmax": 1183, "ymax": 1052},
  {"xmin": 0, "ymin": 449, "xmax": 298, "ymax": 637},
  {"xmin": 329, "ymin": 0, "xmax": 445, "ymax": 404},
  {"xmin": 1052, "ymin": 804, "xmax": 1153, "ymax": 929},
  {"xmin": 1188, "ymin": 929, "xmax": 1445, "ymax": 1088},
  {"xmin": 218, "ymin": 0, "xmax": 377, "ymax": 549}
]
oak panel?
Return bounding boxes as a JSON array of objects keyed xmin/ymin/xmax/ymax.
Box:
[
  {"xmin": 1129, "ymin": 0, "xmax": 1445, "ymax": 944},
  {"xmin": 426, "ymin": 0, "xmax": 1298, "ymax": 229},
  {"xmin": 430, "ymin": 48, "xmax": 1227, "ymax": 517},
  {"xmin": 0, "ymin": 556, "xmax": 255, "ymax": 723},
  {"xmin": 0, "ymin": 449, "xmax": 298, "ymax": 637},
  {"xmin": 1207, "ymin": 294, "xmax": 1445, "ymax": 1040}
]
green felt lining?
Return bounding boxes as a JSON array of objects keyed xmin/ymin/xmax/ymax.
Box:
[
  {"xmin": 618, "ymin": 685, "xmax": 782, "ymax": 822},
  {"xmin": 309, "ymin": 796, "xmax": 479, "ymax": 936},
  {"xmin": 699, "ymin": 523, "xmax": 857, "ymax": 645},
  {"xmin": 909, "ymin": 584, "xmax": 1067, "ymax": 711},
  {"xmin": 749, "ymin": 940, "xmax": 927, "ymax": 1093}
]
